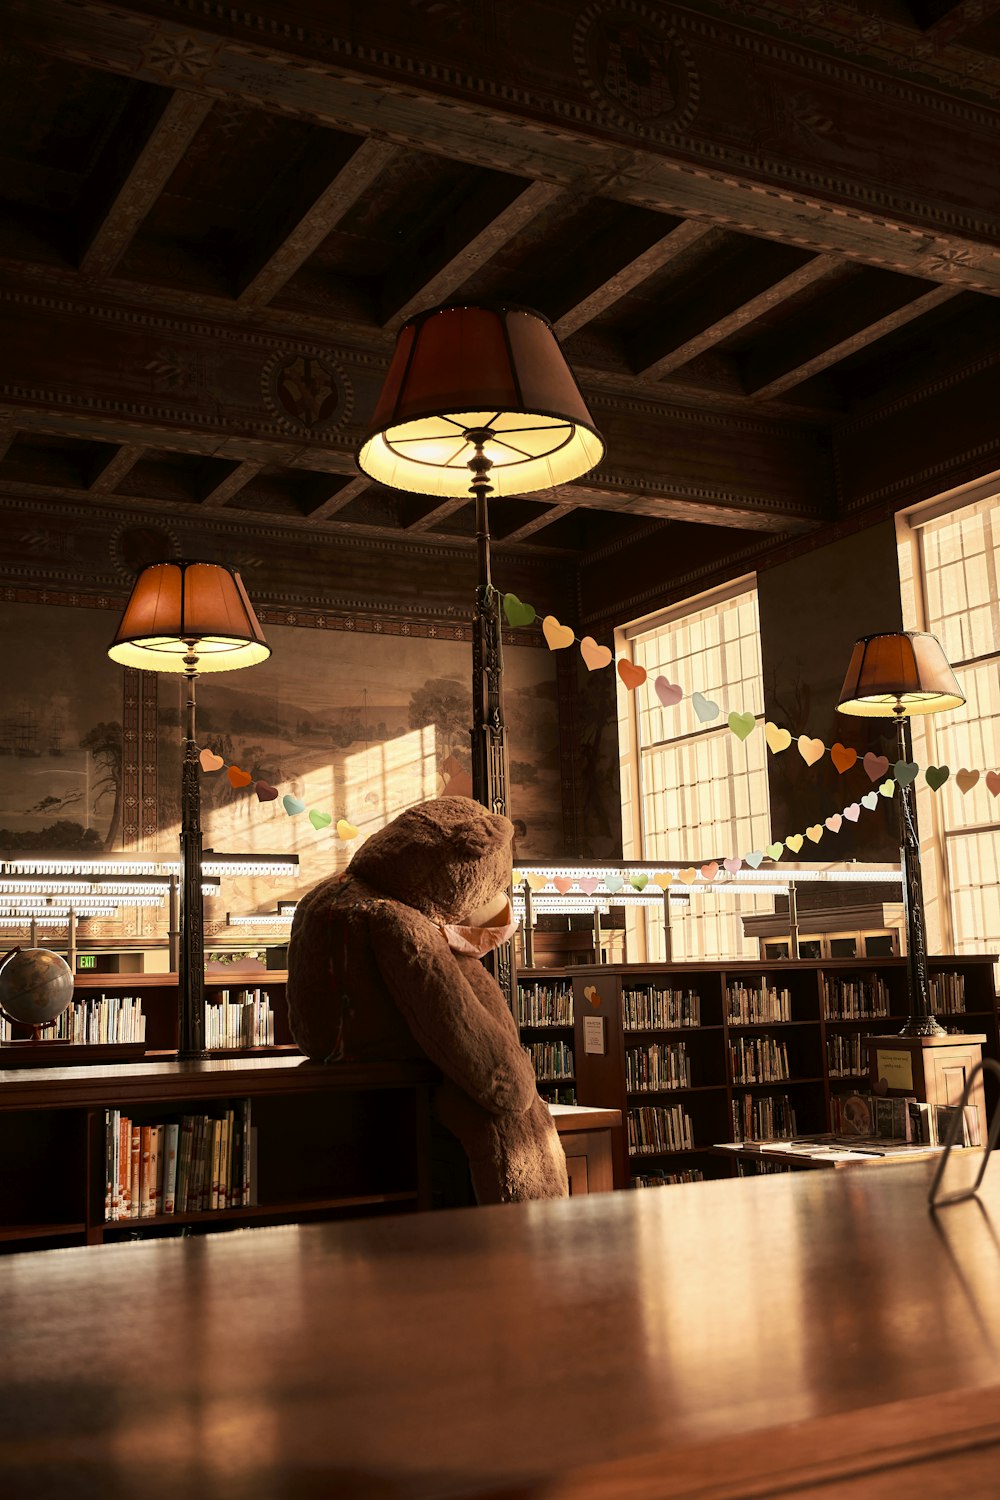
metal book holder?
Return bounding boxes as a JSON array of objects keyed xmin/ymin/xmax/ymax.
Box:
[{"xmin": 928, "ymin": 1058, "xmax": 1000, "ymax": 1209}]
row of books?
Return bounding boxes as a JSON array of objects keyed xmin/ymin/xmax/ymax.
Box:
[
  {"xmin": 929, "ymin": 972, "xmax": 966, "ymax": 1014},
  {"xmin": 524, "ymin": 1040, "xmax": 574, "ymax": 1080},
  {"xmin": 516, "ymin": 984, "xmax": 574, "ymax": 1027},
  {"xmin": 205, "ymin": 988, "xmax": 274, "ymax": 1049},
  {"xmin": 103, "ymin": 1104, "xmax": 257, "ymax": 1221},
  {"xmin": 732, "ymin": 1092, "xmax": 798, "ymax": 1142},
  {"xmin": 536, "ymin": 1084, "xmax": 577, "ymax": 1104},
  {"xmin": 622, "ymin": 987, "xmax": 701, "ymax": 1030},
  {"xmin": 830, "ymin": 1089, "xmax": 982, "ymax": 1147},
  {"xmin": 54, "ymin": 994, "xmax": 147, "ymax": 1045},
  {"xmin": 822, "ymin": 976, "xmax": 888, "ymax": 1019},
  {"xmin": 730, "ymin": 1035, "xmax": 790, "ymax": 1084},
  {"xmin": 633, "ymin": 1168, "xmax": 705, "ymax": 1187},
  {"xmin": 826, "ymin": 1032, "xmax": 874, "ymax": 1077},
  {"xmin": 627, "ymin": 1103, "xmax": 695, "ymax": 1155},
  {"xmin": 625, "ymin": 1041, "xmax": 692, "ymax": 1092},
  {"xmin": 726, "ymin": 983, "xmax": 791, "ymax": 1025}
]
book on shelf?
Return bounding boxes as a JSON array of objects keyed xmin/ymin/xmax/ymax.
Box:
[
  {"xmin": 205, "ymin": 988, "xmax": 275, "ymax": 1049},
  {"xmin": 626, "ymin": 1040, "xmax": 691, "ymax": 1091},
  {"xmin": 628, "ymin": 1102, "xmax": 694, "ymax": 1154},
  {"xmin": 524, "ymin": 1039, "xmax": 574, "ymax": 1080},
  {"xmin": 516, "ymin": 982, "xmax": 574, "ymax": 1027},
  {"xmin": 103, "ymin": 1104, "xmax": 256, "ymax": 1222},
  {"xmin": 822, "ymin": 977, "xmax": 888, "ymax": 1020},
  {"xmin": 622, "ymin": 987, "xmax": 701, "ymax": 1030},
  {"xmin": 726, "ymin": 982, "xmax": 791, "ymax": 1025},
  {"xmin": 55, "ymin": 993, "xmax": 146, "ymax": 1045},
  {"xmin": 732, "ymin": 1091, "xmax": 797, "ymax": 1141}
]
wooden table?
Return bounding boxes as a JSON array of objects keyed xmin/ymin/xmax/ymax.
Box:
[{"xmin": 3, "ymin": 1156, "xmax": 1000, "ymax": 1497}]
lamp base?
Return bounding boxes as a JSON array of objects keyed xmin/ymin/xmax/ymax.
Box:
[{"xmin": 898, "ymin": 1014, "xmax": 947, "ymax": 1039}]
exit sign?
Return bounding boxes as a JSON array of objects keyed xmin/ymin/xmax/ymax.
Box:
[{"xmin": 77, "ymin": 955, "xmax": 97, "ymax": 970}]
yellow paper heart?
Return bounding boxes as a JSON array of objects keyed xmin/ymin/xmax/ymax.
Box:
[
  {"xmin": 580, "ymin": 635, "xmax": 612, "ymax": 671},
  {"xmin": 542, "ymin": 614, "xmax": 574, "ymax": 651},
  {"xmin": 336, "ymin": 819, "xmax": 359, "ymax": 840},
  {"xmin": 805, "ymin": 824, "xmax": 824, "ymax": 843},
  {"xmin": 797, "ymin": 734, "xmax": 826, "ymax": 767},
  {"xmin": 524, "ymin": 873, "xmax": 547, "ymax": 891},
  {"xmin": 764, "ymin": 722, "xmax": 792, "ymax": 754},
  {"xmin": 785, "ymin": 833, "xmax": 804, "ymax": 853},
  {"xmin": 679, "ymin": 867, "xmax": 697, "ymax": 885}
]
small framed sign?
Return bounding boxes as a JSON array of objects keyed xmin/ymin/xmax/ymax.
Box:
[
  {"xmin": 583, "ymin": 1015, "xmax": 606, "ymax": 1056},
  {"xmin": 875, "ymin": 1048, "xmax": 914, "ymax": 1091}
]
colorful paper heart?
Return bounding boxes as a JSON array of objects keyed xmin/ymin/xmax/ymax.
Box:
[
  {"xmin": 830, "ymin": 743, "xmax": 857, "ymax": 775},
  {"xmin": 604, "ymin": 874, "xmax": 624, "ymax": 893},
  {"xmin": 553, "ymin": 876, "xmax": 574, "ymax": 894},
  {"xmin": 785, "ymin": 834, "xmax": 804, "ymax": 854},
  {"xmin": 524, "ymin": 873, "xmax": 548, "ymax": 891},
  {"xmin": 878, "ymin": 779, "xmax": 895, "ymax": 798},
  {"xmin": 580, "ymin": 636, "xmax": 612, "ymax": 672},
  {"xmin": 728, "ymin": 711, "xmax": 755, "ymax": 742},
  {"xmin": 893, "ymin": 760, "xmax": 919, "ymax": 787},
  {"xmin": 861, "ymin": 791, "xmax": 878, "ymax": 811},
  {"xmin": 700, "ymin": 861, "xmax": 720, "ymax": 881},
  {"xmin": 797, "ymin": 735, "xmax": 825, "ymax": 767},
  {"xmin": 956, "ymin": 768, "xmax": 980, "ymax": 794},
  {"xmin": 987, "ymin": 770, "xmax": 1000, "ymax": 798},
  {"xmin": 764, "ymin": 722, "xmax": 792, "ymax": 754},
  {"xmin": 309, "ymin": 810, "xmax": 332, "ymax": 830},
  {"xmin": 825, "ymin": 814, "xmax": 843, "ymax": 834},
  {"xmin": 745, "ymin": 851, "xmax": 764, "ymax": 869},
  {"xmin": 227, "ymin": 766, "xmax": 252, "ymax": 789},
  {"xmin": 583, "ymin": 985, "xmax": 601, "ymax": 1008},
  {"xmin": 843, "ymin": 803, "xmax": 861, "ymax": 822},
  {"xmin": 579, "ymin": 877, "xmax": 600, "ymax": 896},
  {"xmin": 692, "ymin": 691, "xmax": 720, "ymax": 723},
  {"xmin": 255, "ymin": 780, "xmax": 279, "ymax": 802},
  {"xmin": 542, "ymin": 614, "xmax": 574, "ymax": 651},
  {"xmin": 336, "ymin": 819, "xmax": 359, "ymax": 840},
  {"xmin": 805, "ymin": 824, "xmax": 824, "ymax": 844},
  {"xmin": 282, "ymin": 794, "xmax": 305, "ymax": 816},
  {"xmin": 765, "ymin": 842, "xmax": 784, "ymax": 860},
  {"xmin": 679, "ymin": 867, "xmax": 698, "ymax": 885},
  {"xmin": 723, "ymin": 857, "xmax": 742, "ymax": 875},
  {"xmin": 630, "ymin": 874, "xmax": 649, "ymax": 891},
  {"xmin": 199, "ymin": 748, "xmax": 224, "ymax": 773},
  {"xmin": 617, "ymin": 660, "xmax": 647, "ymax": 691},
  {"xmin": 925, "ymin": 765, "xmax": 950, "ymax": 792},
  {"xmin": 647, "ymin": 875, "xmax": 671, "ymax": 890},
  {"xmin": 863, "ymin": 752, "xmax": 890, "ymax": 783},
  {"xmin": 654, "ymin": 677, "xmax": 683, "ymax": 708},
  {"xmin": 502, "ymin": 592, "xmax": 536, "ymax": 628}
]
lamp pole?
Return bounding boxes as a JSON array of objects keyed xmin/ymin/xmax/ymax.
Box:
[
  {"xmin": 894, "ymin": 707, "xmax": 944, "ymax": 1038},
  {"xmin": 179, "ymin": 651, "xmax": 206, "ymax": 1058}
]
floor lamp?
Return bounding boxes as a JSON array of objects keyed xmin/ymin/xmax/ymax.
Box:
[
  {"xmin": 356, "ymin": 302, "xmax": 604, "ymax": 823},
  {"xmin": 837, "ymin": 630, "xmax": 965, "ymax": 1037},
  {"xmin": 109, "ymin": 561, "xmax": 271, "ymax": 1057}
]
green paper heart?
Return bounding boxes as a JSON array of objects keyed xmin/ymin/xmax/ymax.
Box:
[
  {"xmin": 878, "ymin": 779, "xmax": 895, "ymax": 798},
  {"xmin": 925, "ymin": 765, "xmax": 950, "ymax": 792},
  {"xmin": 745, "ymin": 850, "xmax": 764, "ymax": 869},
  {"xmin": 282, "ymin": 794, "xmax": 305, "ymax": 816},
  {"xmin": 894, "ymin": 759, "xmax": 919, "ymax": 786},
  {"xmin": 502, "ymin": 592, "xmax": 536, "ymax": 628},
  {"xmin": 630, "ymin": 874, "xmax": 648, "ymax": 891},
  {"xmin": 309, "ymin": 809, "xmax": 332, "ymax": 830},
  {"xmin": 728, "ymin": 710, "xmax": 755, "ymax": 741},
  {"xmin": 604, "ymin": 874, "xmax": 624, "ymax": 893},
  {"xmin": 765, "ymin": 842, "xmax": 784, "ymax": 861},
  {"xmin": 692, "ymin": 691, "xmax": 720, "ymax": 723}
]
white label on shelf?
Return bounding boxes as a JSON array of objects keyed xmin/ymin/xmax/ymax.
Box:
[
  {"xmin": 875, "ymin": 1048, "xmax": 914, "ymax": 1091},
  {"xmin": 584, "ymin": 1015, "xmax": 606, "ymax": 1056}
]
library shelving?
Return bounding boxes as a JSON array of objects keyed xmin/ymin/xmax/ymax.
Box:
[
  {"xmin": 518, "ymin": 955, "xmax": 998, "ymax": 1189},
  {"xmin": 516, "ymin": 976, "xmax": 576, "ymax": 1105}
]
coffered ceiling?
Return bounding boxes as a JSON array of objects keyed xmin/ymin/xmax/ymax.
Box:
[{"xmin": 2, "ymin": 0, "xmax": 1000, "ymax": 588}]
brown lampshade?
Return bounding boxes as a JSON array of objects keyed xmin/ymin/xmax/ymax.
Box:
[
  {"xmin": 837, "ymin": 631, "xmax": 965, "ymax": 718},
  {"xmin": 108, "ymin": 561, "xmax": 271, "ymax": 674},
  {"xmin": 356, "ymin": 302, "xmax": 604, "ymax": 497}
]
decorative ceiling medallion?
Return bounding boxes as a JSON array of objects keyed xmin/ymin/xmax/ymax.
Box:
[
  {"xmin": 261, "ymin": 348, "xmax": 355, "ymax": 437},
  {"xmin": 573, "ymin": 1, "xmax": 699, "ymax": 137},
  {"xmin": 111, "ymin": 523, "xmax": 180, "ymax": 583},
  {"xmin": 140, "ymin": 32, "xmax": 219, "ymax": 84}
]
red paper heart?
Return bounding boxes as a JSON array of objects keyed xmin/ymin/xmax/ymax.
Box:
[
  {"xmin": 617, "ymin": 660, "xmax": 647, "ymax": 691},
  {"xmin": 227, "ymin": 765, "xmax": 252, "ymax": 789},
  {"xmin": 255, "ymin": 780, "xmax": 279, "ymax": 802},
  {"xmin": 830, "ymin": 743, "xmax": 857, "ymax": 774},
  {"xmin": 987, "ymin": 770, "xmax": 1000, "ymax": 798},
  {"xmin": 553, "ymin": 876, "xmax": 573, "ymax": 894}
]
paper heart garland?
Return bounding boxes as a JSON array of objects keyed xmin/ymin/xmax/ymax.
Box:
[
  {"xmin": 654, "ymin": 677, "xmax": 683, "ymax": 708},
  {"xmin": 878, "ymin": 779, "xmax": 895, "ymax": 798},
  {"xmin": 700, "ymin": 861, "xmax": 720, "ymax": 881},
  {"xmin": 502, "ymin": 593, "xmax": 536, "ymax": 627},
  {"xmin": 956, "ymin": 768, "xmax": 980, "ymax": 794},
  {"xmin": 785, "ymin": 834, "xmax": 804, "ymax": 854},
  {"xmin": 805, "ymin": 824, "xmax": 823, "ymax": 844},
  {"xmin": 227, "ymin": 766, "xmax": 252, "ymax": 789},
  {"xmin": 679, "ymin": 867, "xmax": 698, "ymax": 885},
  {"xmin": 863, "ymin": 752, "xmax": 890, "ymax": 783},
  {"xmin": 843, "ymin": 803, "xmax": 861, "ymax": 822},
  {"xmin": 765, "ymin": 842, "xmax": 784, "ymax": 860},
  {"xmin": 283, "ymin": 794, "xmax": 305, "ymax": 816},
  {"xmin": 199, "ymin": 748, "xmax": 224, "ymax": 772},
  {"xmin": 630, "ymin": 874, "xmax": 649, "ymax": 890},
  {"xmin": 336, "ymin": 819, "xmax": 359, "ymax": 841},
  {"xmin": 825, "ymin": 814, "xmax": 843, "ymax": 834},
  {"xmin": 580, "ymin": 636, "xmax": 612, "ymax": 672},
  {"xmin": 728, "ymin": 711, "xmax": 755, "ymax": 742},
  {"xmin": 692, "ymin": 691, "xmax": 720, "ymax": 723},
  {"xmin": 524, "ymin": 873, "xmax": 548, "ymax": 891},
  {"xmin": 925, "ymin": 766, "xmax": 950, "ymax": 792},
  {"xmin": 893, "ymin": 760, "xmax": 919, "ymax": 786},
  {"xmin": 618, "ymin": 660, "xmax": 647, "ymax": 691},
  {"xmin": 604, "ymin": 875, "xmax": 624, "ymax": 893},
  {"xmin": 254, "ymin": 780, "xmax": 279, "ymax": 802},
  {"xmin": 745, "ymin": 851, "xmax": 764, "ymax": 869},
  {"xmin": 987, "ymin": 771, "xmax": 1000, "ymax": 797},
  {"xmin": 861, "ymin": 791, "xmax": 879, "ymax": 811},
  {"xmin": 553, "ymin": 876, "xmax": 574, "ymax": 894},
  {"xmin": 579, "ymin": 877, "xmax": 600, "ymax": 896},
  {"xmin": 764, "ymin": 722, "xmax": 792, "ymax": 754},
  {"xmin": 542, "ymin": 615, "xmax": 574, "ymax": 651},
  {"xmin": 830, "ymin": 743, "xmax": 857, "ymax": 774},
  {"xmin": 723, "ymin": 857, "xmax": 742, "ymax": 875},
  {"xmin": 309, "ymin": 810, "xmax": 332, "ymax": 830},
  {"xmin": 797, "ymin": 735, "xmax": 825, "ymax": 767}
]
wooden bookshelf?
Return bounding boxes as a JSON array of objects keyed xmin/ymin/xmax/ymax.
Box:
[
  {"xmin": 518, "ymin": 955, "xmax": 998, "ymax": 1190},
  {"xmin": 516, "ymin": 975, "xmax": 577, "ymax": 1104}
]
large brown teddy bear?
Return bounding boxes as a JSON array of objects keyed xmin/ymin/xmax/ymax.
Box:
[{"xmin": 286, "ymin": 796, "xmax": 568, "ymax": 1204}]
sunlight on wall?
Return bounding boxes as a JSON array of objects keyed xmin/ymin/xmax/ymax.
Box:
[{"xmin": 342, "ymin": 725, "xmax": 440, "ymax": 839}]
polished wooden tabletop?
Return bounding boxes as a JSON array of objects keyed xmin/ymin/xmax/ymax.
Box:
[{"xmin": 3, "ymin": 1156, "xmax": 1000, "ymax": 1498}]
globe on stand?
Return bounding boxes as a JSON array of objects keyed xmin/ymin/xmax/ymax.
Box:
[{"xmin": 0, "ymin": 948, "xmax": 74, "ymax": 1042}]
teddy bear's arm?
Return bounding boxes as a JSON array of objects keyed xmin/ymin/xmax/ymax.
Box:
[{"xmin": 371, "ymin": 902, "xmax": 537, "ymax": 1116}]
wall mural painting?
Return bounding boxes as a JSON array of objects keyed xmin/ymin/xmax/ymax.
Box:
[{"xmin": 0, "ymin": 603, "xmax": 122, "ymax": 852}]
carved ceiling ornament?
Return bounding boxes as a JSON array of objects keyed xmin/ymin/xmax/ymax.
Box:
[
  {"xmin": 260, "ymin": 347, "xmax": 355, "ymax": 437},
  {"xmin": 573, "ymin": 1, "xmax": 700, "ymax": 137},
  {"xmin": 140, "ymin": 30, "xmax": 220, "ymax": 85}
]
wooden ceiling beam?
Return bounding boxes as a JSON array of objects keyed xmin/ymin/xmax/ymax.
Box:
[
  {"xmin": 499, "ymin": 503, "xmax": 576, "ymax": 543},
  {"xmin": 381, "ymin": 179, "xmax": 566, "ymax": 331},
  {"xmin": 306, "ymin": 474, "xmax": 372, "ymax": 521},
  {"xmin": 743, "ymin": 283, "xmax": 962, "ymax": 400},
  {"xmin": 199, "ymin": 460, "xmax": 264, "ymax": 508},
  {"xmin": 553, "ymin": 220, "xmax": 719, "ymax": 339},
  {"xmin": 910, "ymin": 1, "xmax": 1000, "ymax": 41},
  {"xmin": 405, "ymin": 497, "xmax": 471, "ymax": 533},
  {"xmin": 0, "ymin": 411, "xmax": 19, "ymax": 467},
  {"xmin": 237, "ymin": 138, "xmax": 399, "ymax": 310},
  {"xmin": 631, "ymin": 251, "xmax": 843, "ymax": 380},
  {"xmin": 78, "ymin": 91, "xmax": 214, "ymax": 281},
  {"xmin": 88, "ymin": 442, "xmax": 145, "ymax": 492}
]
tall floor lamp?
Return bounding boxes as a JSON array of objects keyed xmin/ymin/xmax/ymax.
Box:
[
  {"xmin": 357, "ymin": 302, "xmax": 604, "ymax": 823},
  {"xmin": 109, "ymin": 561, "xmax": 271, "ymax": 1057},
  {"xmin": 837, "ymin": 630, "xmax": 965, "ymax": 1037}
]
